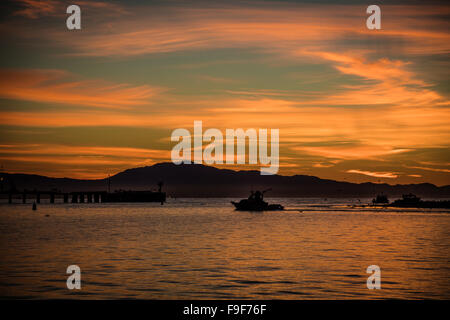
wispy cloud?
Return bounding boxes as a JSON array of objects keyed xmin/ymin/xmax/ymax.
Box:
[
  {"xmin": 346, "ymin": 169, "xmax": 399, "ymax": 179},
  {"xmin": 294, "ymin": 145, "xmax": 411, "ymax": 161},
  {"xmin": 13, "ymin": 0, "xmax": 59, "ymax": 19},
  {"xmin": 0, "ymin": 143, "xmax": 170, "ymax": 179},
  {"xmin": 0, "ymin": 111, "xmax": 168, "ymax": 127},
  {"xmin": 405, "ymin": 166, "xmax": 450, "ymax": 173},
  {"xmin": 300, "ymin": 51, "xmax": 446, "ymax": 108},
  {"xmin": 46, "ymin": 4, "xmax": 449, "ymax": 58},
  {"xmin": 13, "ymin": 0, "xmax": 126, "ymax": 19},
  {"xmin": 0, "ymin": 69, "xmax": 165, "ymax": 109}
]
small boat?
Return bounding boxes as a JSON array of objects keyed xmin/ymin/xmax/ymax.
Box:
[
  {"xmin": 231, "ymin": 189, "xmax": 284, "ymax": 211},
  {"xmin": 372, "ymin": 193, "xmax": 389, "ymax": 205},
  {"xmin": 389, "ymin": 193, "xmax": 450, "ymax": 208}
]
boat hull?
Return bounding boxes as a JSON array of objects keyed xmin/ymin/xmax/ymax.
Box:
[{"xmin": 231, "ymin": 200, "xmax": 284, "ymax": 211}]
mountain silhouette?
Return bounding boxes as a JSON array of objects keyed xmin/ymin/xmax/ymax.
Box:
[{"xmin": 1, "ymin": 162, "xmax": 449, "ymax": 198}]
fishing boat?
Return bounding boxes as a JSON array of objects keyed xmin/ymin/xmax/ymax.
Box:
[
  {"xmin": 231, "ymin": 189, "xmax": 284, "ymax": 211},
  {"xmin": 389, "ymin": 194, "xmax": 450, "ymax": 209},
  {"xmin": 372, "ymin": 193, "xmax": 389, "ymax": 205}
]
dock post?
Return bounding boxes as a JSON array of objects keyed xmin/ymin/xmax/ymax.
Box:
[
  {"xmin": 36, "ymin": 193, "xmax": 40, "ymax": 204},
  {"xmin": 87, "ymin": 193, "xmax": 92, "ymax": 203},
  {"xmin": 63, "ymin": 193, "xmax": 68, "ymax": 203},
  {"xmin": 50, "ymin": 193, "xmax": 55, "ymax": 203},
  {"xmin": 22, "ymin": 192, "xmax": 26, "ymax": 204},
  {"xmin": 94, "ymin": 193, "xmax": 99, "ymax": 203},
  {"xmin": 8, "ymin": 193, "xmax": 12, "ymax": 204},
  {"xmin": 71, "ymin": 193, "xmax": 78, "ymax": 203},
  {"xmin": 79, "ymin": 193, "xmax": 84, "ymax": 203}
]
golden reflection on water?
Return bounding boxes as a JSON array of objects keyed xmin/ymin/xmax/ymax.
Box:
[{"xmin": 0, "ymin": 199, "xmax": 449, "ymax": 299}]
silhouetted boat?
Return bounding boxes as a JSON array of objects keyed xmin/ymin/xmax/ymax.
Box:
[
  {"xmin": 372, "ymin": 193, "xmax": 389, "ymax": 204},
  {"xmin": 102, "ymin": 181, "xmax": 166, "ymax": 204},
  {"xmin": 389, "ymin": 193, "xmax": 450, "ymax": 209},
  {"xmin": 231, "ymin": 189, "xmax": 284, "ymax": 211}
]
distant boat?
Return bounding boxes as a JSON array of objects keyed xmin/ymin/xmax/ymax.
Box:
[
  {"xmin": 231, "ymin": 189, "xmax": 284, "ymax": 211},
  {"xmin": 389, "ymin": 193, "xmax": 450, "ymax": 209},
  {"xmin": 103, "ymin": 190, "xmax": 166, "ymax": 204},
  {"xmin": 102, "ymin": 181, "xmax": 166, "ymax": 204},
  {"xmin": 372, "ymin": 193, "xmax": 389, "ymax": 205},
  {"xmin": 396, "ymin": 193, "xmax": 421, "ymax": 204}
]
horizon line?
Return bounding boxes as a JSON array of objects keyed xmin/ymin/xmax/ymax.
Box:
[{"xmin": 1, "ymin": 162, "xmax": 448, "ymax": 188}]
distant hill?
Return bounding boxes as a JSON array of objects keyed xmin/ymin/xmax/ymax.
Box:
[{"xmin": 1, "ymin": 162, "xmax": 449, "ymax": 198}]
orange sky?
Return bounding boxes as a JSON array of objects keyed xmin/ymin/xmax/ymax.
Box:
[{"xmin": 0, "ymin": 1, "xmax": 449, "ymax": 185}]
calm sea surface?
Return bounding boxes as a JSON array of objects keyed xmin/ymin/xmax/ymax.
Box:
[{"xmin": 0, "ymin": 198, "xmax": 449, "ymax": 299}]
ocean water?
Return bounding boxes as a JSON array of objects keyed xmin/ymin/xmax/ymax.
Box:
[{"xmin": 0, "ymin": 198, "xmax": 449, "ymax": 299}]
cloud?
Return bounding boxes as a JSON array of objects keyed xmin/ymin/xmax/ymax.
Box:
[
  {"xmin": 313, "ymin": 162, "xmax": 338, "ymax": 168},
  {"xmin": 300, "ymin": 51, "xmax": 446, "ymax": 107},
  {"xmin": 40, "ymin": 4, "xmax": 448, "ymax": 58},
  {"xmin": 0, "ymin": 143, "xmax": 170, "ymax": 179},
  {"xmin": 405, "ymin": 166, "xmax": 450, "ymax": 173},
  {"xmin": 294, "ymin": 145, "xmax": 411, "ymax": 160},
  {"xmin": 197, "ymin": 75, "xmax": 239, "ymax": 84},
  {"xmin": 13, "ymin": 0, "xmax": 59, "ymax": 19},
  {"xmin": 13, "ymin": 0, "xmax": 126, "ymax": 19},
  {"xmin": 0, "ymin": 111, "xmax": 165, "ymax": 127},
  {"xmin": 0, "ymin": 143, "xmax": 168, "ymax": 158},
  {"xmin": 346, "ymin": 169, "xmax": 399, "ymax": 179},
  {"xmin": 0, "ymin": 69, "xmax": 165, "ymax": 109}
]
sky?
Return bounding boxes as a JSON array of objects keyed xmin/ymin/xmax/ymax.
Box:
[{"xmin": 0, "ymin": 0, "xmax": 449, "ymax": 185}]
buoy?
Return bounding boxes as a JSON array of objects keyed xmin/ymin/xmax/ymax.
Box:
[{"xmin": 32, "ymin": 202, "xmax": 37, "ymax": 211}]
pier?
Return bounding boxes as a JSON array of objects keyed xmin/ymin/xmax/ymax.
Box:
[
  {"xmin": 2, "ymin": 191, "xmax": 108, "ymax": 204},
  {"xmin": 2, "ymin": 190, "xmax": 166, "ymax": 204}
]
